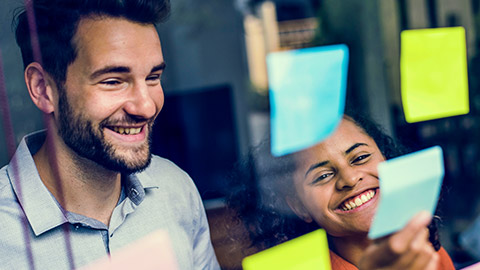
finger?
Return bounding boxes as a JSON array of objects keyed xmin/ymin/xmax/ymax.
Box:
[
  {"xmin": 408, "ymin": 248, "xmax": 438, "ymax": 270},
  {"xmin": 395, "ymin": 238, "xmax": 437, "ymax": 270},
  {"xmin": 411, "ymin": 228, "xmax": 430, "ymax": 251},
  {"xmin": 387, "ymin": 211, "xmax": 432, "ymax": 255},
  {"xmin": 423, "ymin": 252, "xmax": 439, "ymax": 270}
]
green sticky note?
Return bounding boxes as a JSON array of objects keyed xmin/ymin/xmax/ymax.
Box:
[
  {"xmin": 401, "ymin": 27, "xmax": 469, "ymax": 123},
  {"xmin": 242, "ymin": 229, "xmax": 331, "ymax": 270}
]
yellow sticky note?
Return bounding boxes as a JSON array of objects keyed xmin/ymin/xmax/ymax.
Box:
[
  {"xmin": 401, "ymin": 27, "xmax": 469, "ymax": 123},
  {"xmin": 242, "ymin": 229, "xmax": 331, "ymax": 270}
]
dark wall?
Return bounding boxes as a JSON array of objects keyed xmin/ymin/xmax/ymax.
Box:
[{"xmin": 0, "ymin": 0, "xmax": 44, "ymax": 167}]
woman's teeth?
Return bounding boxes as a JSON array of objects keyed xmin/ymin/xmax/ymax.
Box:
[
  {"xmin": 341, "ymin": 190, "xmax": 376, "ymax": 211},
  {"xmin": 112, "ymin": 127, "xmax": 142, "ymax": 135}
]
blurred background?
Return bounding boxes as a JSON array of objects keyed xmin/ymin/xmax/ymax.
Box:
[{"xmin": 2, "ymin": 0, "xmax": 480, "ymax": 269}]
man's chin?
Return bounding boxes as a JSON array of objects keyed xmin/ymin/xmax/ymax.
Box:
[
  {"xmin": 99, "ymin": 154, "xmax": 152, "ymax": 174},
  {"xmin": 103, "ymin": 142, "xmax": 153, "ymax": 174}
]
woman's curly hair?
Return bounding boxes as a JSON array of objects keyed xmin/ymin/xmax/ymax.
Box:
[{"xmin": 226, "ymin": 111, "xmax": 441, "ymax": 252}]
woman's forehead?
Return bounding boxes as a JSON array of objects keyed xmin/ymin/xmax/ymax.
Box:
[{"xmin": 295, "ymin": 119, "xmax": 376, "ymax": 162}]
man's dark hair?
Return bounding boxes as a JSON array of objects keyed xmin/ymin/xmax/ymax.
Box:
[{"xmin": 14, "ymin": 0, "xmax": 170, "ymax": 85}]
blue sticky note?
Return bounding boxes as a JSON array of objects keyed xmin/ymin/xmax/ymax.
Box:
[
  {"xmin": 242, "ymin": 229, "xmax": 331, "ymax": 270},
  {"xmin": 268, "ymin": 45, "xmax": 349, "ymax": 156},
  {"xmin": 368, "ymin": 146, "xmax": 444, "ymax": 239}
]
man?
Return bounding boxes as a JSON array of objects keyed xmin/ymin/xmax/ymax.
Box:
[{"xmin": 0, "ymin": 0, "xmax": 220, "ymax": 269}]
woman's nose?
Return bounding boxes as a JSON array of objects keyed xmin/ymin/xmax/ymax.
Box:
[{"xmin": 336, "ymin": 167, "xmax": 363, "ymax": 190}]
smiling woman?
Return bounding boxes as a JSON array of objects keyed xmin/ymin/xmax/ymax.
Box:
[{"xmin": 227, "ymin": 112, "xmax": 455, "ymax": 270}]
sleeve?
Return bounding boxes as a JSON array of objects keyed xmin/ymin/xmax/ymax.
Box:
[
  {"xmin": 437, "ymin": 247, "xmax": 456, "ymax": 270},
  {"xmin": 192, "ymin": 195, "xmax": 221, "ymax": 270}
]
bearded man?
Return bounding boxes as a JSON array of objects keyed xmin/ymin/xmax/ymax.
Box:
[{"xmin": 0, "ymin": 1, "xmax": 220, "ymax": 269}]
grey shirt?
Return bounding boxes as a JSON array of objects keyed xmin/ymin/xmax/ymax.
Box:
[{"xmin": 0, "ymin": 130, "xmax": 220, "ymax": 269}]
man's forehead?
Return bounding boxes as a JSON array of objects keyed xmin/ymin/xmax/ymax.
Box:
[
  {"xmin": 74, "ymin": 15, "xmax": 159, "ymax": 43},
  {"xmin": 70, "ymin": 16, "xmax": 162, "ymax": 72}
]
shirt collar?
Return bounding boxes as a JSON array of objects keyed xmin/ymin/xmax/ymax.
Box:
[
  {"xmin": 7, "ymin": 130, "xmax": 68, "ymax": 236},
  {"xmin": 8, "ymin": 130, "xmax": 159, "ymax": 236},
  {"xmin": 123, "ymin": 160, "xmax": 159, "ymax": 205},
  {"xmin": 133, "ymin": 164, "xmax": 158, "ymax": 189}
]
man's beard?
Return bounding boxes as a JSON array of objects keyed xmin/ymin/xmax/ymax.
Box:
[{"xmin": 57, "ymin": 87, "xmax": 153, "ymax": 174}]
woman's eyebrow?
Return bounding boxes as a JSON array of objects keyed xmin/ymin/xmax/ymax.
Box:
[
  {"xmin": 344, "ymin": 143, "xmax": 368, "ymax": 155},
  {"xmin": 305, "ymin": 160, "xmax": 329, "ymax": 178}
]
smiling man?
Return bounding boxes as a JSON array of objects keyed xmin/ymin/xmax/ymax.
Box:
[{"xmin": 0, "ymin": 0, "xmax": 219, "ymax": 269}]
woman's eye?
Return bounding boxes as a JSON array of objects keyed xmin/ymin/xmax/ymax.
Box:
[
  {"xmin": 312, "ymin": 172, "xmax": 333, "ymax": 184},
  {"xmin": 352, "ymin": 154, "xmax": 371, "ymax": 164}
]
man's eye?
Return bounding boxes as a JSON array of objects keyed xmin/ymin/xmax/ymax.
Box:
[
  {"xmin": 147, "ymin": 74, "xmax": 161, "ymax": 81},
  {"xmin": 101, "ymin": 79, "xmax": 122, "ymax": 85},
  {"xmin": 146, "ymin": 74, "xmax": 161, "ymax": 86}
]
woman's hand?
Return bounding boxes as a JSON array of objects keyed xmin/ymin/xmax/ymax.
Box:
[{"xmin": 358, "ymin": 211, "xmax": 439, "ymax": 270}]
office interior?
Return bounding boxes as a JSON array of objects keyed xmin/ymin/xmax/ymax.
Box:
[{"xmin": 1, "ymin": 0, "xmax": 480, "ymax": 269}]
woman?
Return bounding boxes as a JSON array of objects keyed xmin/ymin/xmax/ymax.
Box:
[{"xmin": 228, "ymin": 113, "xmax": 455, "ymax": 269}]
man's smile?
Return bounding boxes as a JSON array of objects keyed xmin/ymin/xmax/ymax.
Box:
[
  {"xmin": 110, "ymin": 126, "xmax": 142, "ymax": 135},
  {"xmin": 104, "ymin": 124, "xmax": 148, "ymax": 143}
]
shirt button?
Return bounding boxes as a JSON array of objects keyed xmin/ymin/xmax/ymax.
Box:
[{"xmin": 131, "ymin": 188, "xmax": 139, "ymax": 197}]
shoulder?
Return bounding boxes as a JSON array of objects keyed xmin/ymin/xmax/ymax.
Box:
[
  {"xmin": 437, "ymin": 247, "xmax": 456, "ymax": 270},
  {"xmin": 140, "ymin": 155, "xmax": 201, "ymax": 201},
  {"xmin": 0, "ymin": 165, "xmax": 15, "ymax": 200},
  {"xmin": 137, "ymin": 155, "xmax": 206, "ymax": 223},
  {"xmin": 143, "ymin": 155, "xmax": 195, "ymax": 186},
  {"xmin": 0, "ymin": 165, "xmax": 26, "ymax": 233},
  {"xmin": 329, "ymin": 250, "xmax": 358, "ymax": 270},
  {"xmin": 0, "ymin": 165, "xmax": 8, "ymax": 191},
  {"xmin": 147, "ymin": 155, "xmax": 189, "ymax": 176}
]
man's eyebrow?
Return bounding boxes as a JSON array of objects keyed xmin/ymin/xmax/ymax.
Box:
[
  {"xmin": 150, "ymin": 62, "xmax": 166, "ymax": 73},
  {"xmin": 345, "ymin": 143, "xmax": 368, "ymax": 155},
  {"xmin": 89, "ymin": 62, "xmax": 165, "ymax": 80},
  {"xmin": 90, "ymin": 66, "xmax": 130, "ymax": 80},
  {"xmin": 305, "ymin": 160, "xmax": 329, "ymax": 178}
]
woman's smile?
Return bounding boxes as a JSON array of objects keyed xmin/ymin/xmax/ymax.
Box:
[{"xmin": 336, "ymin": 187, "xmax": 379, "ymax": 213}]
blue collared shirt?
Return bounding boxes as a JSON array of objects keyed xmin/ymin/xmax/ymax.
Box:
[{"xmin": 0, "ymin": 131, "xmax": 220, "ymax": 269}]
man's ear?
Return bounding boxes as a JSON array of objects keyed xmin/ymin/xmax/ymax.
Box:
[
  {"xmin": 25, "ymin": 62, "xmax": 56, "ymax": 114},
  {"xmin": 286, "ymin": 195, "xmax": 313, "ymax": 223}
]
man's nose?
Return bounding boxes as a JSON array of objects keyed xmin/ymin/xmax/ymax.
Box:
[{"xmin": 123, "ymin": 82, "xmax": 160, "ymax": 120}]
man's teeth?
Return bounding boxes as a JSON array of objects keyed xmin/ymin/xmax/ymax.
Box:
[
  {"xmin": 341, "ymin": 190, "xmax": 376, "ymax": 211},
  {"xmin": 112, "ymin": 127, "xmax": 142, "ymax": 135}
]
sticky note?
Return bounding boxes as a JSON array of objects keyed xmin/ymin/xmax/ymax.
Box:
[
  {"xmin": 80, "ymin": 230, "xmax": 179, "ymax": 270},
  {"xmin": 401, "ymin": 27, "xmax": 469, "ymax": 123},
  {"xmin": 268, "ymin": 44, "xmax": 349, "ymax": 156},
  {"xmin": 368, "ymin": 146, "xmax": 444, "ymax": 239},
  {"xmin": 461, "ymin": 262, "xmax": 480, "ymax": 270},
  {"xmin": 242, "ymin": 229, "xmax": 331, "ymax": 270}
]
